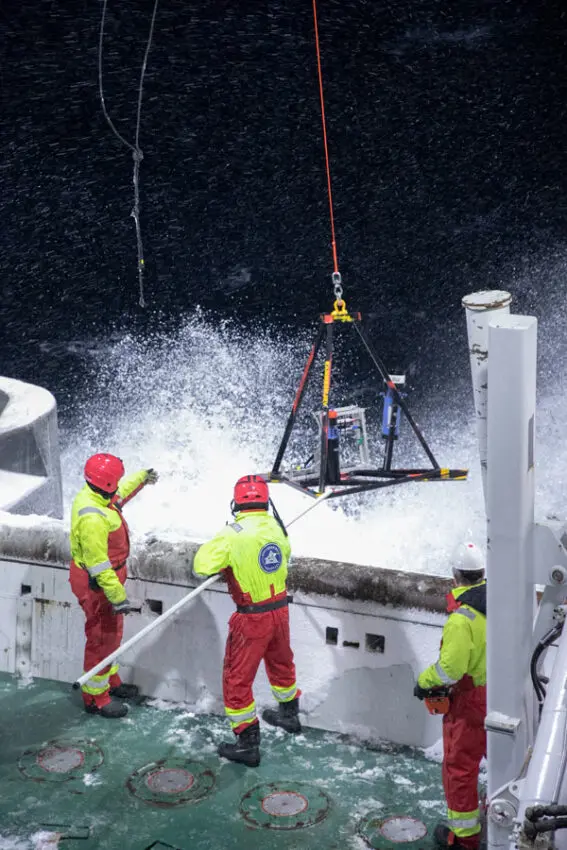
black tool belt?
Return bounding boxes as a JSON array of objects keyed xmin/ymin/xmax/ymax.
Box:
[{"xmin": 236, "ymin": 596, "xmax": 292, "ymax": 615}]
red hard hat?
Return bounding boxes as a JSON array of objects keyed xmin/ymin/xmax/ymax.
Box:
[
  {"xmin": 84, "ymin": 453, "xmax": 125, "ymax": 494},
  {"xmin": 233, "ymin": 474, "xmax": 269, "ymax": 510}
]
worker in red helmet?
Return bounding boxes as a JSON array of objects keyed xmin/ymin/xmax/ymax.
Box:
[
  {"xmin": 69, "ymin": 453, "xmax": 159, "ymax": 718},
  {"xmin": 193, "ymin": 474, "xmax": 301, "ymax": 767},
  {"xmin": 414, "ymin": 542, "xmax": 487, "ymax": 850}
]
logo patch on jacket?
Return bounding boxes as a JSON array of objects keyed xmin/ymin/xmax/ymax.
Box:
[{"xmin": 258, "ymin": 543, "xmax": 283, "ymax": 573}]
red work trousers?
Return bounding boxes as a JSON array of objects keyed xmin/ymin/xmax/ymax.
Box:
[
  {"xmin": 442, "ymin": 681, "xmax": 487, "ymax": 850},
  {"xmin": 223, "ymin": 606, "xmax": 299, "ymax": 733},
  {"xmin": 69, "ymin": 562, "xmax": 126, "ymax": 708}
]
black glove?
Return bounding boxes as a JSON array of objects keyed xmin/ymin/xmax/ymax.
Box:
[
  {"xmin": 112, "ymin": 598, "xmax": 133, "ymax": 615},
  {"xmin": 146, "ymin": 468, "xmax": 159, "ymax": 485},
  {"xmin": 413, "ymin": 683, "xmax": 430, "ymax": 701}
]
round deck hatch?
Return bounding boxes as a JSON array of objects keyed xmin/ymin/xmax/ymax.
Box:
[
  {"xmin": 127, "ymin": 758, "xmax": 215, "ymax": 806},
  {"xmin": 240, "ymin": 781, "xmax": 330, "ymax": 830},
  {"xmin": 18, "ymin": 739, "xmax": 103, "ymax": 782},
  {"xmin": 359, "ymin": 813, "xmax": 428, "ymax": 848}
]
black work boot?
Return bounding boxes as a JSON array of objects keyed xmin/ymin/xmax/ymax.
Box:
[
  {"xmin": 218, "ymin": 722, "xmax": 261, "ymax": 767},
  {"xmin": 109, "ymin": 683, "xmax": 140, "ymax": 700},
  {"xmin": 434, "ymin": 824, "xmax": 454, "ymax": 847},
  {"xmin": 434, "ymin": 823, "xmax": 479, "ymax": 850},
  {"xmin": 262, "ymin": 697, "xmax": 302, "ymax": 734},
  {"xmin": 85, "ymin": 699, "xmax": 128, "ymax": 719}
]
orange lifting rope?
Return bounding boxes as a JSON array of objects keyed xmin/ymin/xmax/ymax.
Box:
[{"xmin": 312, "ymin": 0, "xmax": 344, "ymax": 309}]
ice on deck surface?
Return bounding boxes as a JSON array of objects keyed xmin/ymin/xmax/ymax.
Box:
[{"xmin": 0, "ymin": 673, "xmax": 446, "ymax": 850}]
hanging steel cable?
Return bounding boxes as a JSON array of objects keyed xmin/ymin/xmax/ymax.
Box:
[{"xmin": 98, "ymin": 0, "xmax": 160, "ymax": 308}]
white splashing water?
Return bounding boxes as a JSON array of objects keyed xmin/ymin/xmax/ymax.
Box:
[
  {"xmin": 0, "ymin": 837, "xmax": 31, "ymax": 850},
  {"xmin": 59, "ymin": 298, "xmax": 567, "ymax": 578}
]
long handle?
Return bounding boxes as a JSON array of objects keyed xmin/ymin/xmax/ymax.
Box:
[
  {"xmin": 72, "ymin": 575, "xmax": 219, "ymax": 688},
  {"xmin": 72, "ymin": 498, "xmax": 330, "ymax": 690}
]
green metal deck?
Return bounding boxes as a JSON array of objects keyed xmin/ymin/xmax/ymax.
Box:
[{"xmin": 0, "ymin": 673, "xmax": 448, "ymax": 849}]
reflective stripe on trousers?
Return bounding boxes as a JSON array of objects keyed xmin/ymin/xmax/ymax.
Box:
[
  {"xmin": 225, "ymin": 700, "xmax": 257, "ymax": 732},
  {"xmin": 271, "ymin": 682, "xmax": 298, "ymax": 702},
  {"xmin": 447, "ymin": 808, "xmax": 481, "ymax": 838},
  {"xmin": 81, "ymin": 663, "xmax": 119, "ymax": 696}
]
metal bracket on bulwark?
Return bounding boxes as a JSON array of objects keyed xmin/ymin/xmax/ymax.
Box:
[
  {"xmin": 487, "ymin": 778, "xmax": 522, "ymax": 829},
  {"xmin": 15, "ymin": 595, "xmax": 33, "ymax": 678},
  {"xmin": 485, "ymin": 712, "xmax": 521, "ymax": 736}
]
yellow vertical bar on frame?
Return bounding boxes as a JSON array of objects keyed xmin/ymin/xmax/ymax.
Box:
[{"xmin": 322, "ymin": 360, "xmax": 332, "ymax": 407}]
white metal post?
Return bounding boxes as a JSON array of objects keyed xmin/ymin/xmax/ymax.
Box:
[
  {"xmin": 485, "ymin": 315, "xmax": 537, "ymax": 849},
  {"xmin": 462, "ymin": 291, "xmax": 512, "ymax": 504}
]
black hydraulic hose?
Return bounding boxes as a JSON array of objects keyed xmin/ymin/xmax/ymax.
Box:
[
  {"xmin": 524, "ymin": 817, "xmax": 567, "ymax": 840},
  {"xmin": 522, "ymin": 770, "xmax": 567, "ymax": 841},
  {"xmin": 531, "ymin": 647, "xmax": 545, "ymax": 703},
  {"xmin": 523, "ymin": 817, "xmax": 567, "ymax": 839},
  {"xmin": 526, "ymin": 805, "xmax": 567, "ymax": 820},
  {"xmin": 530, "ymin": 623, "xmax": 563, "ymax": 711}
]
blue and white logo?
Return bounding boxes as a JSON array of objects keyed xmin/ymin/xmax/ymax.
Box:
[{"xmin": 258, "ymin": 543, "xmax": 283, "ymax": 574}]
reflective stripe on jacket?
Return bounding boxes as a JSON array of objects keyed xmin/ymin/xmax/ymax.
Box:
[
  {"xmin": 193, "ymin": 511, "xmax": 292, "ymax": 605},
  {"xmin": 418, "ymin": 581, "xmax": 486, "ymax": 690},
  {"xmin": 69, "ymin": 470, "xmax": 148, "ymax": 604}
]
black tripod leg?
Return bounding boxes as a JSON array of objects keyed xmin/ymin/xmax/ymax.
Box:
[
  {"xmin": 271, "ymin": 325, "xmax": 325, "ymax": 478},
  {"xmin": 354, "ymin": 322, "xmax": 440, "ymax": 469}
]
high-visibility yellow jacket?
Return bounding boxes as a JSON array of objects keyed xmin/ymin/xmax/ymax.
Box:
[
  {"xmin": 70, "ymin": 470, "xmax": 149, "ymax": 604},
  {"xmin": 418, "ymin": 581, "xmax": 486, "ymax": 690},
  {"xmin": 193, "ymin": 510, "xmax": 292, "ymax": 605}
]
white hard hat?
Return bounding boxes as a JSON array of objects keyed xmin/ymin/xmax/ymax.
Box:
[{"xmin": 453, "ymin": 541, "xmax": 484, "ymax": 573}]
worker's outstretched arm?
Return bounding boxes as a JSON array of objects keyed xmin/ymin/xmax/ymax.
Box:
[
  {"xmin": 78, "ymin": 514, "xmax": 127, "ymax": 605},
  {"xmin": 418, "ymin": 615, "xmax": 472, "ymax": 689},
  {"xmin": 193, "ymin": 530, "xmax": 231, "ymax": 578},
  {"xmin": 117, "ymin": 469, "xmax": 157, "ymax": 506}
]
